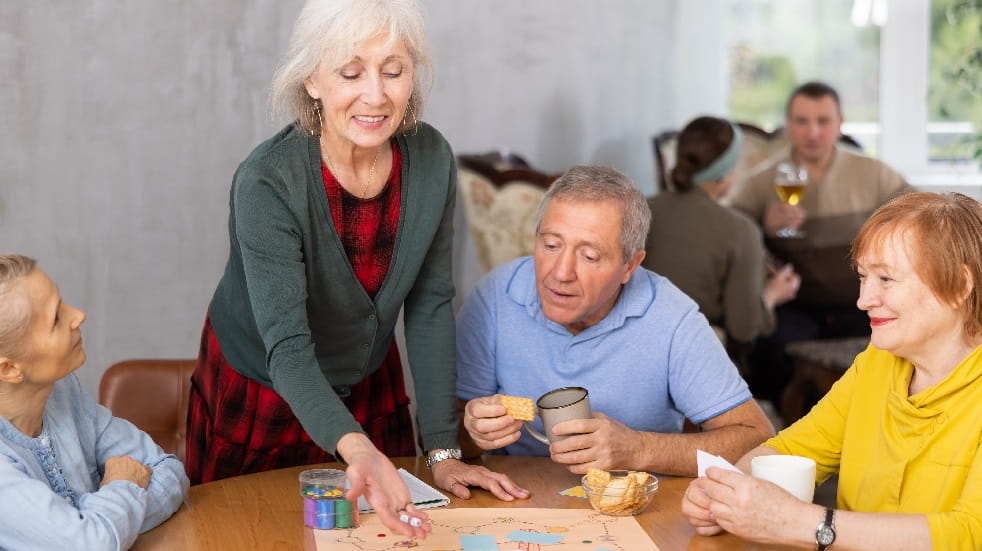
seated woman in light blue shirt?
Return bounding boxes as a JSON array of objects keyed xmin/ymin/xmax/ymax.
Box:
[{"xmin": 0, "ymin": 254, "xmax": 188, "ymax": 551}]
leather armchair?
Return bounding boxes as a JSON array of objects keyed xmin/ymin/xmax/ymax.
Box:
[{"xmin": 98, "ymin": 359, "xmax": 196, "ymax": 465}]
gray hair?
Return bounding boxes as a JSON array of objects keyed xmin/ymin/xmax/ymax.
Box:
[
  {"xmin": 0, "ymin": 254, "xmax": 37, "ymax": 359},
  {"xmin": 535, "ymin": 166, "xmax": 651, "ymax": 262},
  {"xmin": 270, "ymin": 0, "xmax": 433, "ymax": 135}
]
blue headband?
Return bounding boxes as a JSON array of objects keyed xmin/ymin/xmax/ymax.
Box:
[{"xmin": 691, "ymin": 123, "xmax": 744, "ymax": 184}]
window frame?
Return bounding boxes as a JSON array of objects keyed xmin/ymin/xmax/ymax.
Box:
[{"xmin": 883, "ymin": 0, "xmax": 981, "ymax": 191}]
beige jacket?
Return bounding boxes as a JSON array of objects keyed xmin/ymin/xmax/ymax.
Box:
[{"xmin": 729, "ymin": 144, "xmax": 912, "ymax": 225}]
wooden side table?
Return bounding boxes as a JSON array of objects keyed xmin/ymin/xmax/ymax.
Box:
[{"xmin": 780, "ymin": 337, "xmax": 869, "ymax": 425}]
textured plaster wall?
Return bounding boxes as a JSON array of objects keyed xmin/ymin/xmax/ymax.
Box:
[{"xmin": 1, "ymin": 1, "xmax": 719, "ymax": 397}]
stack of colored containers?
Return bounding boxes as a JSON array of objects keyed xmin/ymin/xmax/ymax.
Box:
[{"xmin": 299, "ymin": 468, "xmax": 356, "ymax": 529}]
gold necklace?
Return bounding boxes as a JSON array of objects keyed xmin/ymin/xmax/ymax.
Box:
[{"xmin": 321, "ymin": 140, "xmax": 385, "ymax": 199}]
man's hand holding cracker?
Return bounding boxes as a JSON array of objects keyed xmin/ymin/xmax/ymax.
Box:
[
  {"xmin": 452, "ymin": 395, "xmax": 532, "ymax": 502},
  {"xmin": 462, "ymin": 394, "xmax": 531, "ymax": 451}
]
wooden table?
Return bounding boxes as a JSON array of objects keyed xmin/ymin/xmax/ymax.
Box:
[{"xmin": 132, "ymin": 456, "xmax": 801, "ymax": 550}]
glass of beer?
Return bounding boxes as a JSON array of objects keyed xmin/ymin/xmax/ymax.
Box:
[{"xmin": 774, "ymin": 162, "xmax": 808, "ymax": 237}]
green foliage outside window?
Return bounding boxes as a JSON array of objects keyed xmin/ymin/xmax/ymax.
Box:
[
  {"xmin": 729, "ymin": 46, "xmax": 796, "ymax": 126},
  {"xmin": 930, "ymin": 0, "xmax": 982, "ymax": 163},
  {"xmin": 727, "ymin": 0, "xmax": 880, "ymax": 136}
]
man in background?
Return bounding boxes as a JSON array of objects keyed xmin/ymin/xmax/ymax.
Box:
[{"xmin": 729, "ymin": 81, "xmax": 912, "ymax": 404}]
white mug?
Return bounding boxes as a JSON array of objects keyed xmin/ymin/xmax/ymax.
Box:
[{"xmin": 751, "ymin": 455, "xmax": 816, "ymax": 502}]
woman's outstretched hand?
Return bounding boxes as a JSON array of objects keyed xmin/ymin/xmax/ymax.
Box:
[{"xmin": 337, "ymin": 433, "xmax": 432, "ymax": 539}]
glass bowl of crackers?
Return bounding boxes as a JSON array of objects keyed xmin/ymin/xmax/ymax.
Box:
[{"xmin": 581, "ymin": 468, "xmax": 658, "ymax": 516}]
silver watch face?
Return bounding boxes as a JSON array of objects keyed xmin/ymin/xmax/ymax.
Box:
[{"xmin": 817, "ymin": 524, "xmax": 835, "ymax": 545}]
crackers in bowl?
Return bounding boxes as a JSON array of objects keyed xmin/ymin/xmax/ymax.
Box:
[{"xmin": 582, "ymin": 468, "xmax": 658, "ymax": 516}]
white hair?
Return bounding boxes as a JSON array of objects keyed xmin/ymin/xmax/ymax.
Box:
[{"xmin": 270, "ymin": 0, "xmax": 432, "ymax": 135}]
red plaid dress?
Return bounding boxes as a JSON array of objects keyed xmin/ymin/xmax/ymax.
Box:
[{"xmin": 186, "ymin": 141, "xmax": 414, "ymax": 485}]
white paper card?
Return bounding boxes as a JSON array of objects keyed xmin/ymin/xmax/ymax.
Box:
[
  {"xmin": 356, "ymin": 468, "xmax": 450, "ymax": 513},
  {"xmin": 696, "ymin": 449, "xmax": 743, "ymax": 478}
]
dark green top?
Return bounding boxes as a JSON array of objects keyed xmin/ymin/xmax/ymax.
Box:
[{"xmin": 209, "ymin": 122, "xmax": 458, "ymax": 455}]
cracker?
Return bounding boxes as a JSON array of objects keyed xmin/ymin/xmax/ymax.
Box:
[
  {"xmin": 499, "ymin": 394, "xmax": 535, "ymax": 421},
  {"xmin": 598, "ymin": 477, "xmax": 630, "ymax": 509},
  {"xmin": 586, "ymin": 466, "xmax": 611, "ymax": 488},
  {"xmin": 627, "ymin": 471, "xmax": 649, "ymax": 501},
  {"xmin": 588, "ymin": 469, "xmax": 654, "ymax": 514},
  {"xmin": 627, "ymin": 471, "xmax": 651, "ymax": 486}
]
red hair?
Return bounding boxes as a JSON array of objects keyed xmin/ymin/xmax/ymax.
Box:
[{"xmin": 852, "ymin": 192, "xmax": 982, "ymax": 338}]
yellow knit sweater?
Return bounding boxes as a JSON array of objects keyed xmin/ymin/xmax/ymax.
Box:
[{"xmin": 765, "ymin": 344, "xmax": 982, "ymax": 549}]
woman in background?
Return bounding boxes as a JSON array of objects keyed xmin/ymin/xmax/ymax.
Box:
[
  {"xmin": 0, "ymin": 254, "xmax": 188, "ymax": 550},
  {"xmin": 645, "ymin": 116, "xmax": 799, "ymax": 344},
  {"xmin": 683, "ymin": 192, "xmax": 982, "ymax": 549},
  {"xmin": 185, "ymin": 0, "xmax": 525, "ymax": 539}
]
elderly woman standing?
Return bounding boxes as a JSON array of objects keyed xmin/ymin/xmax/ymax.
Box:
[
  {"xmin": 645, "ymin": 116, "xmax": 799, "ymax": 344},
  {"xmin": 185, "ymin": 0, "xmax": 526, "ymax": 538},
  {"xmin": 0, "ymin": 255, "xmax": 188, "ymax": 550},
  {"xmin": 682, "ymin": 192, "xmax": 982, "ymax": 549}
]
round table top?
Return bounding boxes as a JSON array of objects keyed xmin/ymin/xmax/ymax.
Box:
[{"xmin": 131, "ymin": 455, "xmax": 801, "ymax": 551}]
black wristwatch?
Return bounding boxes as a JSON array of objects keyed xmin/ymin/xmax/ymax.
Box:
[{"xmin": 815, "ymin": 507, "xmax": 836, "ymax": 550}]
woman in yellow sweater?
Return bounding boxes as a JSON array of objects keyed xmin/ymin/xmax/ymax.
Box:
[{"xmin": 682, "ymin": 191, "xmax": 982, "ymax": 550}]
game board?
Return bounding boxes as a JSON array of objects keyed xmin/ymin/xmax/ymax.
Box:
[{"xmin": 312, "ymin": 507, "xmax": 661, "ymax": 551}]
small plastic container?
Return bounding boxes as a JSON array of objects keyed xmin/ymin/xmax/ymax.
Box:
[{"xmin": 299, "ymin": 469, "xmax": 358, "ymax": 529}]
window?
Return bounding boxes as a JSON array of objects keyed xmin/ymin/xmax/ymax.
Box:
[
  {"xmin": 724, "ymin": 0, "xmax": 981, "ymax": 185},
  {"xmin": 727, "ymin": 0, "xmax": 881, "ymax": 153},
  {"xmin": 929, "ymin": 0, "xmax": 981, "ymax": 164}
]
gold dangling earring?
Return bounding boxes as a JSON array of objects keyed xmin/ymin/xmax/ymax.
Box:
[
  {"xmin": 402, "ymin": 101, "xmax": 419, "ymax": 136},
  {"xmin": 309, "ymin": 98, "xmax": 323, "ymax": 136}
]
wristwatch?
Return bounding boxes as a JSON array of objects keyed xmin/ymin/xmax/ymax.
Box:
[
  {"xmin": 425, "ymin": 448, "xmax": 462, "ymax": 469},
  {"xmin": 815, "ymin": 507, "xmax": 836, "ymax": 550}
]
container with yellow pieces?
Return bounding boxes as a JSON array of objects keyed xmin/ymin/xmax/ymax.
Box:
[{"xmin": 299, "ymin": 468, "xmax": 357, "ymax": 529}]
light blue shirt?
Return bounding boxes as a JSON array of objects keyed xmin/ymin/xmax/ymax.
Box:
[
  {"xmin": 456, "ymin": 257, "xmax": 752, "ymax": 457},
  {"xmin": 0, "ymin": 374, "xmax": 189, "ymax": 551}
]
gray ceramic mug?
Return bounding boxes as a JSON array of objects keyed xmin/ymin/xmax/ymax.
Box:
[{"xmin": 524, "ymin": 387, "xmax": 592, "ymax": 444}]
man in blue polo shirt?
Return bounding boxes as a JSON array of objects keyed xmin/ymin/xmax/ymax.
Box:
[{"xmin": 456, "ymin": 165, "xmax": 774, "ymax": 477}]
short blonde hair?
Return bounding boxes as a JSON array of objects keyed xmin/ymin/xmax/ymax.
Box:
[
  {"xmin": 0, "ymin": 254, "xmax": 37, "ymax": 358},
  {"xmin": 270, "ymin": 0, "xmax": 432, "ymax": 135},
  {"xmin": 852, "ymin": 192, "xmax": 982, "ymax": 338}
]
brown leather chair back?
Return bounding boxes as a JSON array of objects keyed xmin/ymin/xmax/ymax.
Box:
[
  {"xmin": 457, "ymin": 151, "xmax": 559, "ymax": 190},
  {"xmin": 98, "ymin": 359, "xmax": 196, "ymax": 465}
]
